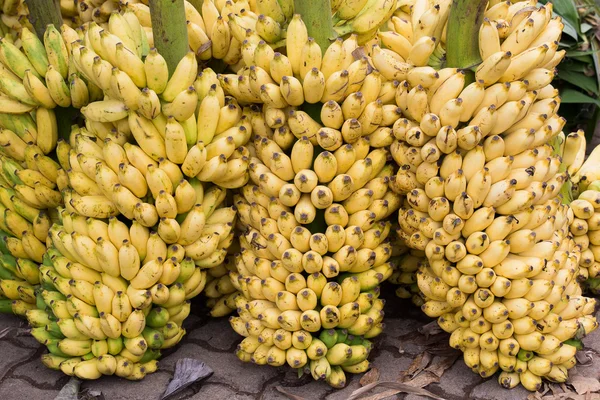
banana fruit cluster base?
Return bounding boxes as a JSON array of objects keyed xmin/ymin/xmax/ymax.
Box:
[{"xmin": 387, "ymin": 0, "xmax": 599, "ymax": 392}]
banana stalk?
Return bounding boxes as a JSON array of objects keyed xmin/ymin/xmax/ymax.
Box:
[
  {"xmin": 446, "ymin": 0, "xmax": 488, "ymax": 69},
  {"xmin": 294, "ymin": 0, "xmax": 336, "ymax": 56},
  {"xmin": 0, "ymin": 299, "xmax": 12, "ymax": 314},
  {"xmin": 24, "ymin": 0, "xmax": 63, "ymax": 39},
  {"xmin": 149, "ymin": 0, "xmax": 190, "ymax": 77}
]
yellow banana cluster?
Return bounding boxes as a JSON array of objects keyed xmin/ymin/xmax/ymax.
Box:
[
  {"xmin": 0, "ymin": 0, "xmax": 118, "ymax": 38},
  {"xmin": 387, "ymin": 0, "xmax": 598, "ymax": 392},
  {"xmin": 0, "ymin": 24, "xmax": 71, "ymax": 318},
  {"xmin": 127, "ymin": 0, "xmax": 293, "ymax": 62},
  {"xmin": 568, "ymin": 188, "xmax": 600, "ymax": 292},
  {"xmin": 63, "ymin": 11, "xmax": 252, "ymax": 189},
  {"xmin": 558, "ymin": 133, "xmax": 600, "ymax": 291},
  {"xmin": 214, "ymin": 5, "xmax": 410, "ymax": 369},
  {"xmin": 0, "ymin": 152, "xmax": 61, "ymax": 313},
  {"xmin": 203, "ymin": 256, "xmax": 243, "ymax": 317},
  {"xmin": 14, "ymin": 9, "xmax": 244, "ymax": 379},
  {"xmin": 28, "ymin": 207, "xmax": 213, "ymax": 380}
]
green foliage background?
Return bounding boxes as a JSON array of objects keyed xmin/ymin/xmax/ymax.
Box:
[{"xmin": 542, "ymin": 0, "xmax": 600, "ymax": 141}]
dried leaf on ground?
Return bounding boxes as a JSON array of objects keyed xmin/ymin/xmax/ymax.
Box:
[
  {"xmin": 161, "ymin": 359, "xmax": 213, "ymax": 399},
  {"xmin": 360, "ymin": 367, "xmax": 380, "ymax": 386},
  {"xmin": 401, "ymin": 352, "xmax": 433, "ymax": 381},
  {"xmin": 576, "ymin": 351, "xmax": 593, "ymax": 366},
  {"xmin": 399, "ymin": 354, "xmax": 459, "ymax": 389},
  {"xmin": 0, "ymin": 326, "xmax": 27, "ymax": 340},
  {"xmin": 527, "ymin": 393, "xmax": 543, "ymax": 400},
  {"xmin": 347, "ymin": 381, "xmax": 447, "ymax": 400},
  {"xmin": 419, "ymin": 321, "xmax": 444, "ymax": 338},
  {"xmin": 275, "ymin": 386, "xmax": 309, "ymax": 400},
  {"xmin": 79, "ymin": 389, "xmax": 104, "ymax": 400},
  {"xmin": 54, "ymin": 378, "xmax": 80, "ymax": 400},
  {"xmin": 536, "ymin": 394, "xmax": 600, "ymax": 400},
  {"xmin": 401, "ymin": 371, "xmax": 441, "ymax": 389},
  {"xmin": 425, "ymin": 355, "xmax": 459, "ymax": 378},
  {"xmin": 568, "ymin": 374, "xmax": 600, "ymax": 395}
]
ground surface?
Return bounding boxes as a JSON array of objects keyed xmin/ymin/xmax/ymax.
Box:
[{"xmin": 0, "ymin": 297, "xmax": 598, "ymax": 400}]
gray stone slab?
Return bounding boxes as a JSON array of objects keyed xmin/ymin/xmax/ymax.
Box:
[
  {"xmin": 470, "ymin": 377, "xmax": 531, "ymax": 400},
  {"xmin": 81, "ymin": 371, "xmax": 172, "ymax": 400},
  {"xmin": 325, "ymin": 377, "xmax": 361, "ymax": 400},
  {"xmin": 11, "ymin": 357, "xmax": 67, "ymax": 387},
  {"xmin": 583, "ymin": 325, "xmax": 600, "ymax": 353},
  {"xmin": 0, "ymin": 340, "xmax": 37, "ymax": 380},
  {"xmin": 189, "ymin": 383, "xmax": 256, "ymax": 399},
  {"xmin": 371, "ymin": 349, "xmax": 413, "ymax": 382},
  {"xmin": 187, "ymin": 317, "xmax": 242, "ymax": 351},
  {"xmin": 430, "ymin": 358, "xmax": 482, "ymax": 399},
  {"xmin": 11, "ymin": 335, "xmax": 42, "ymax": 350},
  {"xmin": 160, "ymin": 342, "xmax": 283, "ymax": 394},
  {"xmin": 0, "ymin": 313, "xmax": 25, "ymax": 328},
  {"xmin": 0, "ymin": 378, "xmax": 60, "ymax": 399},
  {"xmin": 262, "ymin": 381, "xmax": 333, "ymax": 400}
]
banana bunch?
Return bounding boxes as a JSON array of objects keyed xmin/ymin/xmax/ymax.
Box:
[
  {"xmin": 226, "ymin": 128, "xmax": 401, "ymax": 387},
  {"xmin": 0, "ymin": 152, "xmax": 61, "ymax": 315},
  {"xmin": 0, "ymin": 23, "xmax": 76, "ymax": 316},
  {"xmin": 0, "ymin": 24, "xmax": 69, "ymax": 150},
  {"xmin": 128, "ymin": 0, "xmax": 392, "ymax": 69},
  {"xmin": 387, "ymin": 0, "xmax": 599, "ymax": 391},
  {"xmin": 388, "ymin": 251, "xmax": 422, "ymax": 303},
  {"xmin": 563, "ymin": 130, "xmax": 600, "ymax": 195},
  {"xmin": 26, "ymin": 205, "xmax": 214, "ymax": 380},
  {"xmin": 0, "ymin": 0, "xmax": 34, "ymax": 41},
  {"xmin": 558, "ymin": 133, "xmax": 600, "ymax": 293},
  {"xmin": 65, "ymin": 10, "xmax": 252, "ymax": 189},
  {"xmin": 18, "ymin": 9, "xmax": 246, "ymax": 378},
  {"xmin": 568, "ymin": 188, "xmax": 600, "ymax": 294},
  {"xmin": 126, "ymin": 0, "xmax": 293, "ymax": 63},
  {"xmin": 0, "ymin": 19, "xmax": 118, "ymax": 113},
  {"xmin": 333, "ymin": 0, "xmax": 401, "ymax": 42},
  {"xmin": 203, "ymin": 255, "xmax": 244, "ymax": 317},
  {"xmin": 0, "ymin": 26, "xmax": 75, "ymax": 315},
  {"xmin": 383, "ymin": 0, "xmax": 563, "ymax": 73},
  {"xmin": 0, "ymin": 0, "xmax": 117, "ymax": 37}
]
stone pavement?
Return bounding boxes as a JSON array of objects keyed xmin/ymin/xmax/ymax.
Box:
[{"xmin": 0, "ymin": 297, "xmax": 599, "ymax": 400}]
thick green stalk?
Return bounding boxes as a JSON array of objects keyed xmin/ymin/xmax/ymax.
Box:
[
  {"xmin": 293, "ymin": 0, "xmax": 336, "ymax": 55},
  {"xmin": 445, "ymin": 0, "xmax": 488, "ymax": 69},
  {"xmin": 186, "ymin": 0, "xmax": 203, "ymax": 10},
  {"xmin": 24, "ymin": 0, "xmax": 63, "ymax": 39},
  {"xmin": 149, "ymin": 0, "xmax": 189, "ymax": 77},
  {"xmin": 0, "ymin": 299, "xmax": 13, "ymax": 314}
]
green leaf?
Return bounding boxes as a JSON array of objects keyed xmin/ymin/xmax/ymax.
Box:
[
  {"xmin": 592, "ymin": 39, "xmax": 600, "ymax": 94},
  {"xmin": 570, "ymin": 55, "xmax": 594, "ymax": 64},
  {"xmin": 551, "ymin": 0, "xmax": 581, "ymax": 36},
  {"xmin": 559, "ymin": 60, "xmax": 592, "ymax": 73},
  {"xmin": 566, "ymin": 49, "xmax": 600, "ymax": 57},
  {"xmin": 558, "ymin": 69, "xmax": 599, "ymax": 94},
  {"xmin": 581, "ymin": 23, "xmax": 593, "ymax": 33},
  {"xmin": 559, "ymin": 88, "xmax": 600, "ymax": 107},
  {"xmin": 561, "ymin": 18, "xmax": 579, "ymax": 39}
]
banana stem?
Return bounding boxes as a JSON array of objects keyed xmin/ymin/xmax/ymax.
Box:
[
  {"xmin": 445, "ymin": 0, "xmax": 487, "ymax": 69},
  {"xmin": 24, "ymin": 0, "xmax": 63, "ymax": 39},
  {"xmin": 186, "ymin": 0, "xmax": 203, "ymax": 10},
  {"xmin": 0, "ymin": 299, "xmax": 13, "ymax": 314},
  {"xmin": 293, "ymin": 0, "xmax": 336, "ymax": 55},
  {"xmin": 149, "ymin": 0, "xmax": 190, "ymax": 77}
]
